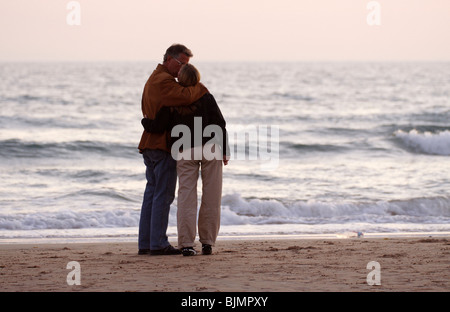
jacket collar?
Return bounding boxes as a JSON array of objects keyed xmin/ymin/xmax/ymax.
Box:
[{"xmin": 156, "ymin": 63, "xmax": 172, "ymax": 75}]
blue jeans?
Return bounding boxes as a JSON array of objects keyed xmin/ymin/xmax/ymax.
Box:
[{"xmin": 138, "ymin": 149, "xmax": 177, "ymax": 250}]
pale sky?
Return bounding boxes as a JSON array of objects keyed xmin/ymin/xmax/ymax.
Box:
[{"xmin": 1, "ymin": 0, "xmax": 449, "ymax": 62}]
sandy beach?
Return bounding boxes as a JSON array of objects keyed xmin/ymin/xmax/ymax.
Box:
[{"xmin": 1, "ymin": 237, "xmax": 449, "ymax": 293}]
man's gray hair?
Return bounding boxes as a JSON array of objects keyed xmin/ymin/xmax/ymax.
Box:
[{"xmin": 163, "ymin": 44, "xmax": 193, "ymax": 62}]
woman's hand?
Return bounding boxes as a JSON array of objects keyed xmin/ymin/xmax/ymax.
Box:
[{"xmin": 223, "ymin": 155, "xmax": 229, "ymax": 166}]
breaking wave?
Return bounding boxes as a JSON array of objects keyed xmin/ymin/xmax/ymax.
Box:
[
  {"xmin": 394, "ymin": 129, "xmax": 450, "ymax": 156},
  {"xmin": 1, "ymin": 194, "xmax": 448, "ymax": 231}
]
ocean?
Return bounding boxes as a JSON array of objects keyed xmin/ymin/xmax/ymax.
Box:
[{"xmin": 0, "ymin": 61, "xmax": 449, "ymax": 243}]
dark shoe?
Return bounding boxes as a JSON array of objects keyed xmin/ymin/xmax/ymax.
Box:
[
  {"xmin": 182, "ymin": 247, "xmax": 197, "ymax": 256},
  {"xmin": 138, "ymin": 249, "xmax": 151, "ymax": 255},
  {"xmin": 150, "ymin": 245, "xmax": 182, "ymax": 256},
  {"xmin": 202, "ymin": 244, "xmax": 212, "ymax": 255}
]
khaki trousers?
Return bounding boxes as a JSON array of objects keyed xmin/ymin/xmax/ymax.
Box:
[{"xmin": 176, "ymin": 145, "xmax": 223, "ymax": 248}]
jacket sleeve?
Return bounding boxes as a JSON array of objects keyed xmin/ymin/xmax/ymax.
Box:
[
  {"xmin": 159, "ymin": 76, "xmax": 208, "ymax": 107},
  {"xmin": 141, "ymin": 107, "xmax": 171, "ymax": 133},
  {"xmin": 205, "ymin": 94, "xmax": 230, "ymax": 157}
]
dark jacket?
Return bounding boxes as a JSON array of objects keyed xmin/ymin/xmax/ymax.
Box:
[{"xmin": 141, "ymin": 93, "xmax": 230, "ymax": 156}]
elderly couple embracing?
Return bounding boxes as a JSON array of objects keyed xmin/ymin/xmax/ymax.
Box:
[{"xmin": 137, "ymin": 44, "xmax": 229, "ymax": 257}]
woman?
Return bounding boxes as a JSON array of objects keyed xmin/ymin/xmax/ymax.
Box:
[{"xmin": 142, "ymin": 64, "xmax": 229, "ymax": 256}]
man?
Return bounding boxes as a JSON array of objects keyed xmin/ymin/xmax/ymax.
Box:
[{"xmin": 138, "ymin": 44, "xmax": 208, "ymax": 255}]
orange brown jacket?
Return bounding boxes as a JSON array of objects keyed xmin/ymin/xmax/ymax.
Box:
[{"xmin": 138, "ymin": 64, "xmax": 208, "ymax": 153}]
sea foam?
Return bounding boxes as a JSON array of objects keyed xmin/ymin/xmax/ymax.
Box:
[
  {"xmin": 394, "ymin": 129, "xmax": 450, "ymax": 155},
  {"xmin": 220, "ymin": 194, "xmax": 450, "ymax": 226},
  {"xmin": 1, "ymin": 195, "xmax": 449, "ymax": 231}
]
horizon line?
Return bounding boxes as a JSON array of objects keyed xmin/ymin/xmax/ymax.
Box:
[{"xmin": 1, "ymin": 59, "xmax": 450, "ymax": 63}]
